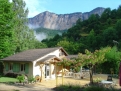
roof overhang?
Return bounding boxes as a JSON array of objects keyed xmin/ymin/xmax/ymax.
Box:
[{"xmin": 37, "ymin": 55, "xmax": 62, "ymax": 63}]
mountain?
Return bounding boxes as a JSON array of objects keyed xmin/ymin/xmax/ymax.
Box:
[{"xmin": 28, "ymin": 7, "xmax": 105, "ymax": 30}]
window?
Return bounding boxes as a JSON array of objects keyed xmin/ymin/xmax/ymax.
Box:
[
  {"xmin": 9, "ymin": 63, "xmax": 13, "ymax": 70},
  {"xmin": 20, "ymin": 64, "xmax": 25, "ymax": 71}
]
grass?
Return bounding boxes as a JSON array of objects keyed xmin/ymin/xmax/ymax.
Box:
[{"xmin": 0, "ymin": 77, "xmax": 19, "ymax": 83}]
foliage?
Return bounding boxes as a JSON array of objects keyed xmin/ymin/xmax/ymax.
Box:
[
  {"xmin": 93, "ymin": 77, "xmax": 102, "ymax": 83},
  {"xmin": 84, "ymin": 86, "xmax": 106, "ymax": 91},
  {"xmin": 54, "ymin": 84, "xmax": 121, "ymax": 91},
  {"xmin": 42, "ymin": 7, "xmax": 121, "ymax": 53},
  {"xmin": 17, "ymin": 74, "xmax": 25, "ymax": 83},
  {"xmin": 53, "ymin": 84, "xmax": 82, "ymax": 91},
  {"xmin": 104, "ymin": 46, "xmax": 121, "ymax": 74},
  {"xmin": 28, "ymin": 77, "xmax": 35, "ymax": 83},
  {"xmin": 12, "ymin": 0, "xmax": 36, "ymax": 52},
  {"xmin": 35, "ymin": 28, "xmax": 66, "ymax": 39},
  {"xmin": 77, "ymin": 47, "xmax": 111, "ymax": 83},
  {"xmin": 5, "ymin": 73, "xmax": 18, "ymax": 78},
  {"xmin": 0, "ymin": 61, "xmax": 4, "ymax": 74},
  {"xmin": 33, "ymin": 40, "xmax": 47, "ymax": 48},
  {"xmin": 0, "ymin": 0, "xmax": 16, "ymax": 59}
]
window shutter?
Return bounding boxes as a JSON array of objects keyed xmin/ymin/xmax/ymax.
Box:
[
  {"xmin": 5, "ymin": 63, "xmax": 9, "ymax": 71},
  {"xmin": 13, "ymin": 63, "xmax": 16, "ymax": 72},
  {"xmin": 16, "ymin": 63, "xmax": 20, "ymax": 72},
  {"xmin": 25, "ymin": 63, "xmax": 29, "ymax": 74}
]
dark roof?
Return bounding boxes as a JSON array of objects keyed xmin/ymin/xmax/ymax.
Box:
[{"xmin": 1, "ymin": 47, "xmax": 67, "ymax": 62}]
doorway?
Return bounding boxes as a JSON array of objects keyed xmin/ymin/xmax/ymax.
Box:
[{"xmin": 45, "ymin": 64, "xmax": 50, "ymax": 79}]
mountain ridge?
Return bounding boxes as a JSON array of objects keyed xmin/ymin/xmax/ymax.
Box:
[{"xmin": 28, "ymin": 7, "xmax": 105, "ymax": 30}]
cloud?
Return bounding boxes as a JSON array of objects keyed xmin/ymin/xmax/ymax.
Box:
[{"xmin": 23, "ymin": 0, "xmax": 48, "ymax": 18}]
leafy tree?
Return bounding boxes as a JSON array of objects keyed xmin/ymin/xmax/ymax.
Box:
[
  {"xmin": 0, "ymin": 0, "xmax": 16, "ymax": 58},
  {"xmin": 34, "ymin": 40, "xmax": 47, "ymax": 48},
  {"xmin": 105, "ymin": 46, "xmax": 121, "ymax": 74},
  {"xmin": 86, "ymin": 29, "xmax": 97, "ymax": 51},
  {"xmin": 115, "ymin": 19, "xmax": 121, "ymax": 39},
  {"xmin": 78, "ymin": 47, "xmax": 111, "ymax": 84},
  {"xmin": 102, "ymin": 27, "xmax": 118, "ymax": 46},
  {"xmin": 57, "ymin": 40, "xmax": 71, "ymax": 53},
  {"xmin": 12, "ymin": 0, "xmax": 36, "ymax": 52},
  {"xmin": 101, "ymin": 8, "xmax": 111, "ymax": 22},
  {"xmin": 117, "ymin": 5, "xmax": 121, "ymax": 19}
]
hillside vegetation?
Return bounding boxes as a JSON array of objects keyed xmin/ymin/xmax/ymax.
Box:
[
  {"xmin": 42, "ymin": 6, "xmax": 121, "ymax": 54},
  {"xmin": 35, "ymin": 28, "xmax": 66, "ymax": 39}
]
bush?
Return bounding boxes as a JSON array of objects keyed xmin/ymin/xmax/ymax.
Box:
[
  {"xmin": 84, "ymin": 86, "xmax": 106, "ymax": 91},
  {"xmin": 53, "ymin": 84, "xmax": 83, "ymax": 91},
  {"xmin": 28, "ymin": 77, "xmax": 35, "ymax": 83},
  {"xmin": 53, "ymin": 85, "xmax": 121, "ymax": 91},
  {"xmin": 0, "ymin": 61, "xmax": 4, "ymax": 74},
  {"xmin": 5, "ymin": 73, "xmax": 18, "ymax": 78},
  {"xmin": 17, "ymin": 74, "xmax": 25, "ymax": 83}
]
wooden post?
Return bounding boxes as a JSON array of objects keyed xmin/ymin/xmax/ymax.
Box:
[
  {"xmin": 56, "ymin": 63, "xmax": 58, "ymax": 86},
  {"xmin": 62, "ymin": 65, "xmax": 63, "ymax": 85}
]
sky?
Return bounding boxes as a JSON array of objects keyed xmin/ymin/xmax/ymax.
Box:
[{"xmin": 23, "ymin": 0, "xmax": 121, "ymax": 18}]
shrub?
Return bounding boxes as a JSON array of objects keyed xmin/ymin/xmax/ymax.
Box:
[
  {"xmin": 28, "ymin": 77, "xmax": 35, "ymax": 83},
  {"xmin": 5, "ymin": 73, "xmax": 18, "ymax": 78},
  {"xmin": 53, "ymin": 84, "xmax": 83, "ymax": 91},
  {"xmin": 0, "ymin": 61, "xmax": 4, "ymax": 74},
  {"xmin": 84, "ymin": 86, "xmax": 106, "ymax": 91},
  {"xmin": 17, "ymin": 74, "xmax": 25, "ymax": 83}
]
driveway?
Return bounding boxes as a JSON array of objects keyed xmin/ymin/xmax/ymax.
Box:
[{"xmin": 0, "ymin": 83, "xmax": 54, "ymax": 91}]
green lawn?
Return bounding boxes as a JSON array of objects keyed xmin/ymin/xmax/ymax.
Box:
[{"xmin": 0, "ymin": 77, "xmax": 18, "ymax": 83}]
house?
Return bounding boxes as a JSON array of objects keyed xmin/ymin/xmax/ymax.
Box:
[{"xmin": 1, "ymin": 47, "xmax": 68, "ymax": 80}]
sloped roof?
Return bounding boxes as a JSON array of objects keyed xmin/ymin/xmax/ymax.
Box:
[
  {"xmin": 1, "ymin": 47, "xmax": 68, "ymax": 62},
  {"xmin": 38, "ymin": 55, "xmax": 62, "ymax": 63}
]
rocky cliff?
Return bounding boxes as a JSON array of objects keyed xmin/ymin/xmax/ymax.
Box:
[{"xmin": 28, "ymin": 7, "xmax": 105, "ymax": 30}]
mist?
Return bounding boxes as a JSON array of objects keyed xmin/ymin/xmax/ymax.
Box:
[
  {"xmin": 34, "ymin": 31, "xmax": 47, "ymax": 41},
  {"xmin": 28, "ymin": 24, "xmax": 40, "ymax": 29}
]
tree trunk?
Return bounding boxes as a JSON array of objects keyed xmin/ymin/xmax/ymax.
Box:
[{"xmin": 89, "ymin": 66, "xmax": 93, "ymax": 84}]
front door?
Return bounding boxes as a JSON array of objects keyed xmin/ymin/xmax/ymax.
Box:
[{"xmin": 45, "ymin": 64, "xmax": 50, "ymax": 79}]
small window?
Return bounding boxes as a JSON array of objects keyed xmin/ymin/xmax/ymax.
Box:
[
  {"xmin": 9, "ymin": 63, "xmax": 13, "ymax": 70},
  {"xmin": 20, "ymin": 64, "xmax": 25, "ymax": 71}
]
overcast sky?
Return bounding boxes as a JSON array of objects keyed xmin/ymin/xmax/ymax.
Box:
[{"xmin": 23, "ymin": 0, "xmax": 121, "ymax": 18}]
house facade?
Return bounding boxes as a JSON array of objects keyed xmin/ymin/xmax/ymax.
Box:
[{"xmin": 1, "ymin": 47, "xmax": 68, "ymax": 80}]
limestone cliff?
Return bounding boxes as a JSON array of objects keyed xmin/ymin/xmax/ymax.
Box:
[{"xmin": 28, "ymin": 7, "xmax": 105, "ymax": 30}]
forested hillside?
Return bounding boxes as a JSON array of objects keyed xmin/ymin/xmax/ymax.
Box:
[{"xmin": 42, "ymin": 6, "xmax": 121, "ymax": 54}]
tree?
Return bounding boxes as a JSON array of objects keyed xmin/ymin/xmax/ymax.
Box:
[
  {"xmin": 78, "ymin": 47, "xmax": 111, "ymax": 84},
  {"xmin": 115, "ymin": 19, "xmax": 121, "ymax": 39},
  {"xmin": 0, "ymin": 0, "xmax": 16, "ymax": 58},
  {"xmin": 12, "ymin": 0, "xmax": 36, "ymax": 52},
  {"xmin": 105, "ymin": 46, "xmax": 121, "ymax": 74},
  {"xmin": 34, "ymin": 40, "xmax": 47, "ymax": 48},
  {"xmin": 102, "ymin": 27, "xmax": 118, "ymax": 46},
  {"xmin": 86, "ymin": 29, "xmax": 97, "ymax": 51},
  {"xmin": 101, "ymin": 8, "xmax": 111, "ymax": 22}
]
